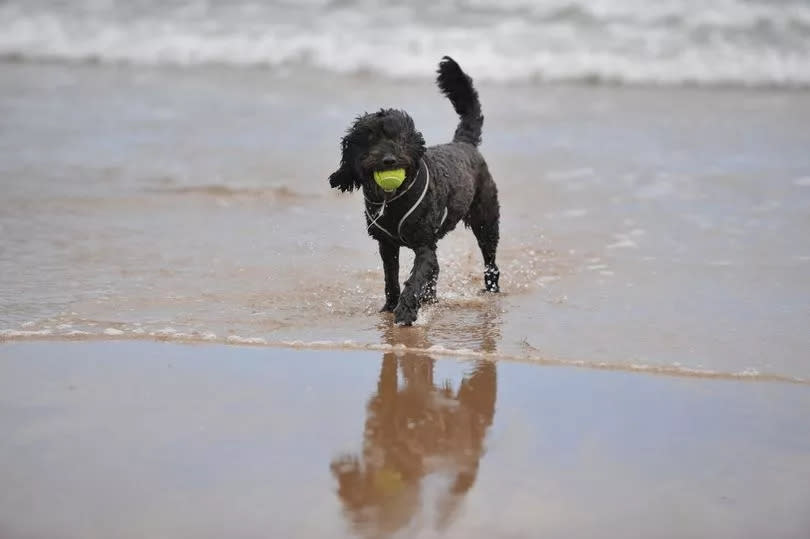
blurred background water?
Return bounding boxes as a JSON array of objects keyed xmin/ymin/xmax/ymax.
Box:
[{"xmin": 2, "ymin": 0, "xmax": 810, "ymax": 86}]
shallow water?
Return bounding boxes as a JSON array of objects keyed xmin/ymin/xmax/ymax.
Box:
[
  {"xmin": 1, "ymin": 342, "xmax": 809, "ymax": 538},
  {"xmin": 1, "ymin": 61, "xmax": 810, "ymax": 380}
]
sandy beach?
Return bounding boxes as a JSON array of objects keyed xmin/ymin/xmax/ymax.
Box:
[
  {"xmin": 1, "ymin": 58, "xmax": 809, "ymax": 537},
  {"xmin": 1, "ymin": 341, "xmax": 809, "ymax": 539},
  {"xmin": 2, "ymin": 1, "xmax": 810, "ymax": 536}
]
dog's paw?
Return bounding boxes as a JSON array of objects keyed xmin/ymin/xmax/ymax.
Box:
[
  {"xmin": 393, "ymin": 304, "xmax": 418, "ymax": 326},
  {"xmin": 379, "ymin": 301, "xmax": 398, "ymax": 313},
  {"xmin": 483, "ymin": 267, "xmax": 500, "ymax": 293}
]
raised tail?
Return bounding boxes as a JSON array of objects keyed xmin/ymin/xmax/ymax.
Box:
[{"xmin": 436, "ymin": 56, "xmax": 483, "ymax": 146}]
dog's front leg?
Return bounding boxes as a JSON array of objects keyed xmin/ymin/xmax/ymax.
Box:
[
  {"xmin": 379, "ymin": 241, "xmax": 400, "ymax": 312},
  {"xmin": 394, "ymin": 245, "xmax": 438, "ymax": 326}
]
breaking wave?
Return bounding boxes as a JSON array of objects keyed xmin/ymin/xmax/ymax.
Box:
[{"xmin": 2, "ymin": 0, "xmax": 810, "ymax": 87}]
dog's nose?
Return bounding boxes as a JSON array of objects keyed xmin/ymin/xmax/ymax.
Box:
[{"xmin": 382, "ymin": 155, "xmax": 397, "ymax": 168}]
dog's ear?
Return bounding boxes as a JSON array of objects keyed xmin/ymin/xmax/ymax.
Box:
[
  {"xmin": 329, "ymin": 132, "xmax": 361, "ymax": 192},
  {"xmin": 404, "ymin": 115, "xmax": 427, "ymax": 160},
  {"xmin": 410, "ymin": 129, "xmax": 427, "ymax": 158}
]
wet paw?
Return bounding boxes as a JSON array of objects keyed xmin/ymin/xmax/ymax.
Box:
[
  {"xmin": 379, "ymin": 301, "xmax": 398, "ymax": 313},
  {"xmin": 393, "ymin": 304, "xmax": 418, "ymax": 326},
  {"xmin": 483, "ymin": 267, "xmax": 500, "ymax": 293}
]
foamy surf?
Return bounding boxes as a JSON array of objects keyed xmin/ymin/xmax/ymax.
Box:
[
  {"xmin": 2, "ymin": 0, "xmax": 810, "ymax": 87},
  {"xmin": 1, "ymin": 326, "xmax": 806, "ymax": 385}
]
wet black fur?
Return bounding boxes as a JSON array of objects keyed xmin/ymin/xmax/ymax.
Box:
[{"xmin": 329, "ymin": 57, "xmax": 500, "ymax": 325}]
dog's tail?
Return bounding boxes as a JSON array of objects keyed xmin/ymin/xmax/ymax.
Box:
[{"xmin": 436, "ymin": 56, "xmax": 483, "ymax": 147}]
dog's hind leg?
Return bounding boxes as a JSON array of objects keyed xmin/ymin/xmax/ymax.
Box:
[
  {"xmin": 379, "ymin": 241, "xmax": 400, "ymax": 312},
  {"xmin": 467, "ymin": 165, "xmax": 500, "ymax": 293},
  {"xmin": 394, "ymin": 245, "xmax": 438, "ymax": 325}
]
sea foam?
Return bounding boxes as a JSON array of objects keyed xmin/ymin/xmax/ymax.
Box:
[{"xmin": 2, "ymin": 0, "xmax": 810, "ymax": 87}]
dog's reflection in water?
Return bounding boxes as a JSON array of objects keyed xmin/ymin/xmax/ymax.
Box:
[{"xmin": 331, "ymin": 311, "xmax": 498, "ymax": 536}]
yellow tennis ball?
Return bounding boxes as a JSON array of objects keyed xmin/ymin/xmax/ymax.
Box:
[{"xmin": 373, "ymin": 168, "xmax": 406, "ymax": 192}]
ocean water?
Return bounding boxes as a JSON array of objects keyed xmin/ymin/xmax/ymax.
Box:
[
  {"xmin": 1, "ymin": 1, "xmax": 810, "ymax": 382},
  {"xmin": 1, "ymin": 58, "xmax": 809, "ymax": 382},
  {"xmin": 1, "ymin": 0, "xmax": 810, "ymax": 86}
]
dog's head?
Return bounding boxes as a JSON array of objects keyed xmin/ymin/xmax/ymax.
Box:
[{"xmin": 329, "ymin": 109, "xmax": 426, "ymax": 193}]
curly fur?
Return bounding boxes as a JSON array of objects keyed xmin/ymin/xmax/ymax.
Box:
[{"xmin": 329, "ymin": 57, "xmax": 501, "ymax": 325}]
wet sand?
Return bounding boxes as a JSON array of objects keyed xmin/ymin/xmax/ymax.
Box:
[
  {"xmin": 1, "ymin": 341, "xmax": 809, "ymax": 539},
  {"xmin": 2, "ymin": 61, "xmax": 810, "ymax": 380},
  {"xmin": 2, "ymin": 59, "xmax": 810, "ymax": 538}
]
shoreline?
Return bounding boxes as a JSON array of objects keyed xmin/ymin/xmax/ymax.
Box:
[
  {"xmin": 2, "ymin": 60, "xmax": 809, "ymax": 390},
  {"xmin": 1, "ymin": 336, "xmax": 806, "ymax": 385}
]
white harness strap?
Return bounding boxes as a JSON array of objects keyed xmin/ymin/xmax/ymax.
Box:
[
  {"xmin": 436, "ymin": 206, "xmax": 448, "ymax": 232},
  {"xmin": 365, "ymin": 159, "xmax": 431, "ymax": 245},
  {"xmin": 397, "ymin": 161, "xmax": 430, "ymax": 239},
  {"xmin": 365, "ymin": 197, "xmax": 393, "ymax": 238}
]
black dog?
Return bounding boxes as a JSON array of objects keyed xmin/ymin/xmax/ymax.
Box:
[{"xmin": 329, "ymin": 57, "xmax": 500, "ymax": 325}]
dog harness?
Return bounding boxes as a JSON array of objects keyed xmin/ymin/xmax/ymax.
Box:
[{"xmin": 364, "ymin": 159, "xmax": 448, "ymax": 244}]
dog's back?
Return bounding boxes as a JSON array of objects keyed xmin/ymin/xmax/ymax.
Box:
[
  {"xmin": 429, "ymin": 59, "xmax": 497, "ymax": 255},
  {"xmin": 432, "ymin": 57, "xmax": 500, "ymax": 295}
]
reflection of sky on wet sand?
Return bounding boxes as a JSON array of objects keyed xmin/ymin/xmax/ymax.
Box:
[{"xmin": 1, "ymin": 342, "xmax": 809, "ymax": 538}]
